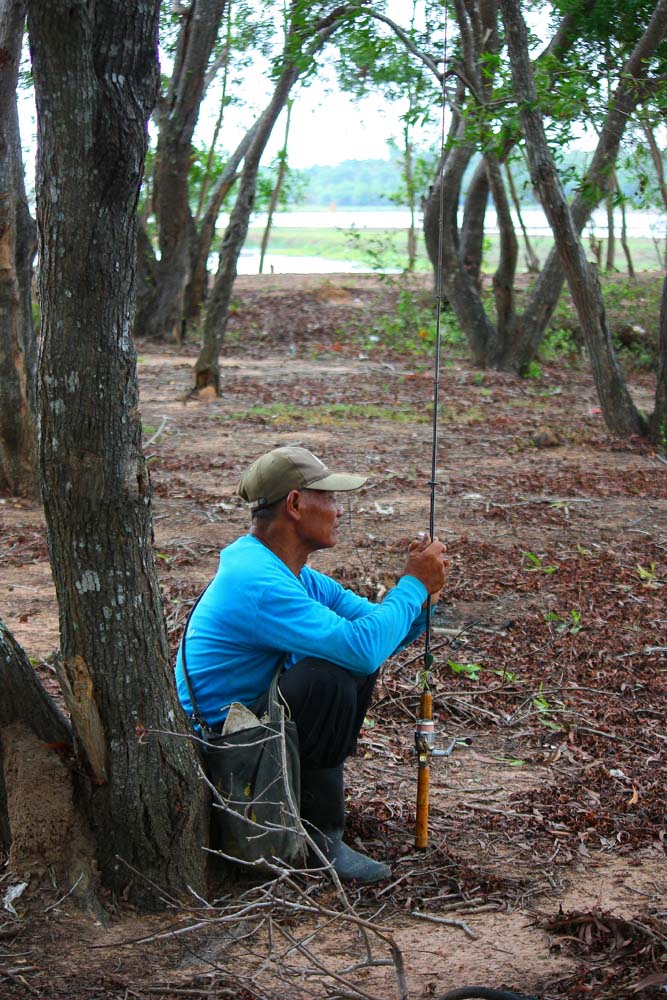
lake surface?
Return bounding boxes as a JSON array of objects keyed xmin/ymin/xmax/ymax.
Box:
[
  {"xmin": 241, "ymin": 206, "xmax": 667, "ymax": 239},
  {"xmin": 236, "ymin": 249, "xmax": 402, "ymax": 275},
  {"xmin": 221, "ymin": 205, "xmax": 666, "ymax": 274}
]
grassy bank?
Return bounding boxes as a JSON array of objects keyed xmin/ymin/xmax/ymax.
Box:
[{"xmin": 243, "ymin": 225, "xmax": 665, "ymax": 273}]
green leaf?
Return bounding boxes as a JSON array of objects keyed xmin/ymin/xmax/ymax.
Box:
[
  {"xmin": 447, "ymin": 659, "xmax": 483, "ymax": 681},
  {"xmin": 539, "ymin": 717, "xmax": 563, "ymax": 731},
  {"xmin": 492, "ymin": 668, "xmax": 516, "ymax": 681}
]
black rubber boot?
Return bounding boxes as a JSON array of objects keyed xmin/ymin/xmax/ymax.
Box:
[{"xmin": 300, "ymin": 764, "xmax": 391, "ymax": 884}]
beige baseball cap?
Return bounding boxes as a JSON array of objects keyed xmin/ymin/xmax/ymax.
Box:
[{"xmin": 237, "ymin": 446, "xmax": 367, "ymax": 508}]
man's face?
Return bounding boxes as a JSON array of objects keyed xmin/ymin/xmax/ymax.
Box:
[{"xmin": 297, "ymin": 489, "xmax": 344, "ymax": 550}]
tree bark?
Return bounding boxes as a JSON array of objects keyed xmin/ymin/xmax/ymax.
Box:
[
  {"xmin": 0, "ymin": 619, "xmax": 71, "ymax": 853},
  {"xmin": 424, "ymin": 124, "xmax": 497, "ymax": 366},
  {"xmin": 0, "ymin": 621, "xmax": 71, "ymax": 743},
  {"xmin": 499, "ymin": 0, "xmax": 667, "ymax": 439},
  {"xmin": 486, "ymin": 152, "xmax": 518, "ymax": 357},
  {"xmin": 134, "ymin": 0, "xmax": 227, "ymax": 342},
  {"xmin": 0, "ymin": 0, "xmax": 37, "ymax": 497},
  {"xmin": 27, "ymin": 0, "xmax": 208, "ymax": 907},
  {"xmin": 460, "ymin": 160, "xmax": 489, "ymax": 290}
]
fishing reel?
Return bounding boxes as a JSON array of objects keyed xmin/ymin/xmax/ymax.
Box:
[
  {"xmin": 415, "ymin": 717, "xmax": 471, "ymax": 761},
  {"xmin": 414, "ymin": 686, "xmax": 472, "ymax": 849}
]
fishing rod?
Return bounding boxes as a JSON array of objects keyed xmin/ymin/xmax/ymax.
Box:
[{"xmin": 414, "ymin": 5, "xmax": 471, "ymax": 850}]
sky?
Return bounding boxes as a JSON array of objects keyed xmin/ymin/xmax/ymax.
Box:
[
  {"xmin": 18, "ymin": 44, "xmax": 426, "ymax": 181},
  {"xmin": 197, "ymin": 76, "xmax": 437, "ymax": 171},
  {"xmin": 191, "ymin": 2, "xmax": 558, "ymax": 170},
  {"xmin": 192, "ymin": 0, "xmax": 446, "ymax": 170}
]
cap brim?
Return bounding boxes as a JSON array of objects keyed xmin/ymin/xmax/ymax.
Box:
[{"xmin": 306, "ymin": 473, "xmax": 367, "ymax": 493}]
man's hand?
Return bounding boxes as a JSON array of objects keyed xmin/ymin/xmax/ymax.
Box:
[{"xmin": 403, "ymin": 533, "xmax": 448, "ymax": 598}]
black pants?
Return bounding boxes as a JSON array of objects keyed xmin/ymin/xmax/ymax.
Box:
[{"xmin": 251, "ymin": 658, "xmax": 379, "ymax": 770}]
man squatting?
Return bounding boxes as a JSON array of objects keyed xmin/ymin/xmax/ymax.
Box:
[{"xmin": 175, "ymin": 446, "xmax": 448, "ymax": 884}]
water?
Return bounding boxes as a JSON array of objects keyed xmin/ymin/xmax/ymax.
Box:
[
  {"xmin": 236, "ymin": 249, "xmax": 401, "ymax": 275},
  {"xmin": 220, "ymin": 206, "xmax": 666, "ymax": 274},
  {"xmin": 241, "ymin": 206, "xmax": 667, "ymax": 238}
]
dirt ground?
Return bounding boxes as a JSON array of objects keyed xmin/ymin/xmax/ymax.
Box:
[{"xmin": 1, "ymin": 273, "xmax": 667, "ymax": 1000}]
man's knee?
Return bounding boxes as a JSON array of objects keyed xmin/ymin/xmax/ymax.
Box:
[
  {"xmin": 276, "ymin": 658, "xmax": 378, "ymax": 768},
  {"xmin": 280, "ymin": 657, "xmax": 369, "ymax": 713}
]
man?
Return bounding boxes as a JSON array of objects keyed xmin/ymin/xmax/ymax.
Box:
[{"xmin": 175, "ymin": 446, "xmax": 447, "ymax": 883}]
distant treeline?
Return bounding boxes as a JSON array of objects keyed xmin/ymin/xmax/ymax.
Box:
[{"xmin": 292, "ymin": 150, "xmax": 648, "ymax": 209}]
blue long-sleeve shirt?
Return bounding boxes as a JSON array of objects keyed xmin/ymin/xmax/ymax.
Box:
[{"xmin": 175, "ymin": 534, "xmax": 428, "ymax": 728}]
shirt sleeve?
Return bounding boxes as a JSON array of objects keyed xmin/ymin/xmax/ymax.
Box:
[{"xmin": 251, "ymin": 570, "xmax": 428, "ymax": 675}]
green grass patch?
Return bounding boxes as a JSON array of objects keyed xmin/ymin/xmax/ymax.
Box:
[
  {"xmin": 225, "ymin": 402, "xmax": 431, "ymax": 426},
  {"xmin": 224, "ymin": 401, "xmax": 485, "ymax": 427},
  {"xmin": 243, "ymin": 226, "xmax": 665, "ymax": 274}
]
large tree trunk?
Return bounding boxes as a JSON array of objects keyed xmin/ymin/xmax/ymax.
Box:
[
  {"xmin": 424, "ymin": 129, "xmax": 498, "ymax": 366},
  {"xmin": 27, "ymin": 0, "xmax": 208, "ymax": 908},
  {"xmin": 0, "ymin": 0, "xmax": 37, "ymax": 497},
  {"xmin": 506, "ymin": 0, "xmax": 667, "ymax": 370},
  {"xmin": 134, "ymin": 0, "xmax": 227, "ymax": 342},
  {"xmin": 486, "ymin": 152, "xmax": 518, "ymax": 357},
  {"xmin": 423, "ymin": 0, "xmax": 506, "ymax": 368},
  {"xmin": 500, "ymin": 0, "xmax": 667, "ymax": 439}
]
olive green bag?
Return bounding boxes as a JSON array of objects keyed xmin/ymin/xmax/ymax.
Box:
[{"xmin": 181, "ymin": 599, "xmax": 307, "ymax": 868}]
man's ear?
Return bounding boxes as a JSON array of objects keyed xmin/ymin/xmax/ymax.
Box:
[{"xmin": 284, "ymin": 489, "xmax": 302, "ymax": 520}]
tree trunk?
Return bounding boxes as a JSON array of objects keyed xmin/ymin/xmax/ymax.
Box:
[
  {"xmin": 505, "ymin": 160, "xmax": 540, "ymax": 272},
  {"xmin": 504, "ymin": 3, "xmax": 667, "ymax": 370},
  {"xmin": 0, "ymin": 619, "xmax": 71, "ymax": 853},
  {"xmin": 649, "ymin": 271, "xmax": 667, "ymax": 443},
  {"xmin": 486, "ymin": 152, "xmax": 518, "ymax": 357},
  {"xmin": 259, "ymin": 99, "xmax": 293, "ymax": 275},
  {"xmin": 605, "ymin": 195, "xmax": 616, "ymax": 271},
  {"xmin": 194, "ymin": 59, "xmax": 300, "ymax": 390},
  {"xmin": 424, "ymin": 126, "xmax": 497, "ymax": 366},
  {"xmin": 423, "ymin": 0, "xmax": 506, "ymax": 368},
  {"xmin": 192, "ymin": 5, "xmax": 373, "ymax": 388},
  {"xmin": 460, "ymin": 160, "xmax": 489, "ymax": 290},
  {"xmin": 0, "ymin": 621, "xmax": 71, "ymax": 743},
  {"xmin": 618, "ymin": 187, "xmax": 635, "ymax": 279},
  {"xmin": 27, "ymin": 0, "xmax": 208, "ymax": 908},
  {"xmin": 134, "ymin": 0, "xmax": 227, "ymax": 342},
  {"xmin": 184, "ymin": 121, "xmax": 259, "ymax": 330},
  {"xmin": 500, "ymin": 0, "xmax": 667, "ymax": 439},
  {"xmin": 0, "ymin": 0, "xmax": 37, "ymax": 497},
  {"xmin": 402, "ymin": 129, "xmax": 417, "ymax": 272}
]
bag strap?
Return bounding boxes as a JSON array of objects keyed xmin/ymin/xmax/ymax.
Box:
[
  {"xmin": 180, "ymin": 589, "xmax": 210, "ymax": 732},
  {"xmin": 181, "ymin": 586, "xmax": 286, "ymax": 731}
]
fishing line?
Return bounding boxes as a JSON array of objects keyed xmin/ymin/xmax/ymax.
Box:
[
  {"xmin": 414, "ymin": 5, "xmax": 452, "ymax": 853},
  {"xmin": 422, "ymin": 6, "xmax": 450, "ymax": 683}
]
